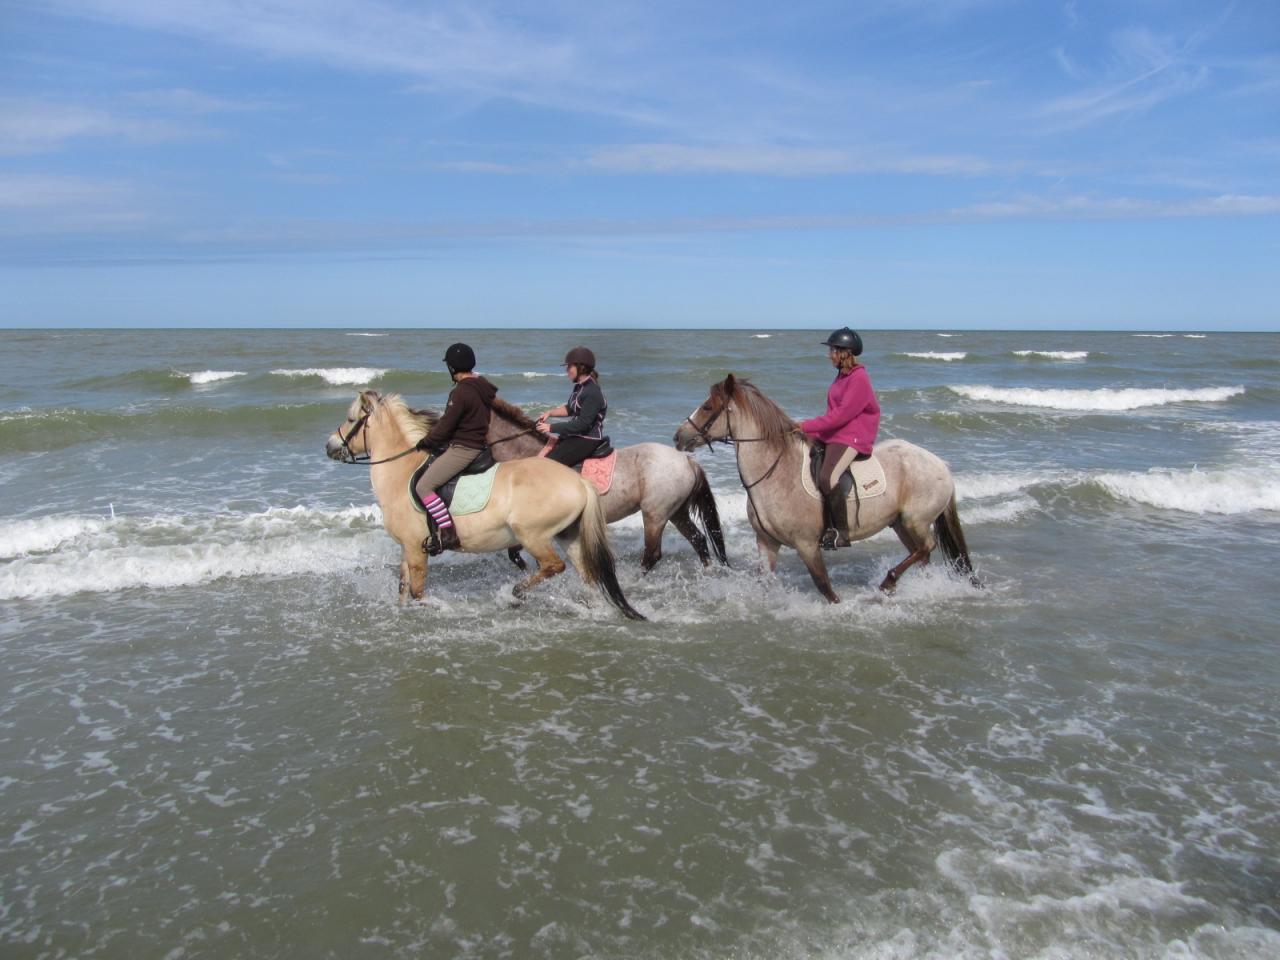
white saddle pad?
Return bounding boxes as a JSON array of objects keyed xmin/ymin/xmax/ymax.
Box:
[{"xmin": 800, "ymin": 451, "xmax": 887, "ymax": 501}]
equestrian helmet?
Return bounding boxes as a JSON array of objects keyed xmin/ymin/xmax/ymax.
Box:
[
  {"xmin": 563, "ymin": 346, "xmax": 596, "ymax": 369},
  {"xmin": 823, "ymin": 327, "xmax": 863, "ymax": 356},
  {"xmin": 443, "ymin": 342, "xmax": 476, "ymax": 372}
]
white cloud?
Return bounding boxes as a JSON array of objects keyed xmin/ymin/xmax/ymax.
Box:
[
  {"xmin": 583, "ymin": 143, "xmax": 995, "ymax": 177},
  {"xmin": 0, "ymin": 96, "xmax": 209, "ymax": 154}
]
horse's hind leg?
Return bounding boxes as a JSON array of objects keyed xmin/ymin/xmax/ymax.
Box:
[
  {"xmin": 668, "ymin": 505, "xmax": 711, "ymax": 567},
  {"xmin": 879, "ymin": 519, "xmax": 933, "ymax": 592},
  {"xmin": 511, "ymin": 539, "xmax": 566, "ymax": 599},
  {"xmin": 641, "ymin": 513, "xmax": 666, "ymax": 573}
]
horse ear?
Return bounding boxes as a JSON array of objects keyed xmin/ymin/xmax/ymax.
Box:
[
  {"xmin": 724, "ymin": 374, "xmax": 736, "ymax": 397},
  {"xmin": 360, "ymin": 389, "xmax": 378, "ymax": 412}
]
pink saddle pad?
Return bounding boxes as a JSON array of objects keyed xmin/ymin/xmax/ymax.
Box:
[{"xmin": 537, "ymin": 438, "xmax": 616, "ymax": 495}]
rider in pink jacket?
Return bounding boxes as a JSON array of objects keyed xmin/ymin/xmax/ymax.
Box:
[{"xmin": 800, "ymin": 327, "xmax": 880, "ymax": 549}]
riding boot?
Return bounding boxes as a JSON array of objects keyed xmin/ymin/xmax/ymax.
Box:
[
  {"xmin": 820, "ymin": 495, "xmax": 839, "ymax": 550},
  {"xmin": 821, "ymin": 490, "xmax": 849, "ymax": 550},
  {"xmin": 436, "ymin": 524, "xmax": 461, "ymax": 552},
  {"xmin": 423, "ymin": 516, "xmax": 443, "ymax": 556}
]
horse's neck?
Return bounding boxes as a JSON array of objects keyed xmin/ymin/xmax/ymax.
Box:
[
  {"xmin": 367, "ymin": 417, "xmax": 419, "ymax": 505},
  {"xmin": 732, "ymin": 407, "xmax": 802, "ymax": 487},
  {"xmin": 488, "ymin": 417, "xmax": 543, "ymax": 459}
]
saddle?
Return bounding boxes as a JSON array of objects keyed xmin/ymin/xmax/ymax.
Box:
[
  {"xmin": 410, "ymin": 445, "xmax": 496, "ymax": 511},
  {"xmin": 807, "ymin": 442, "xmax": 857, "ymax": 503}
]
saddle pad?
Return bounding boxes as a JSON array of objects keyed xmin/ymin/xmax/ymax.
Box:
[
  {"xmin": 800, "ymin": 452, "xmax": 887, "ymax": 502},
  {"xmin": 407, "ymin": 464, "xmax": 499, "ymax": 517},
  {"xmin": 537, "ymin": 438, "xmax": 616, "ymax": 495},
  {"xmin": 580, "ymin": 451, "xmax": 617, "ymax": 495},
  {"xmin": 448, "ymin": 466, "xmax": 499, "ymax": 516}
]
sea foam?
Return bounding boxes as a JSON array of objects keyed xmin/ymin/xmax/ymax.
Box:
[
  {"xmin": 949, "ymin": 385, "xmax": 1244, "ymax": 411},
  {"xmin": 902, "ymin": 352, "xmax": 966, "ymax": 361},
  {"xmin": 183, "ymin": 370, "xmax": 246, "ymax": 384},
  {"xmin": 1088, "ymin": 467, "xmax": 1280, "ymax": 515},
  {"xmin": 0, "ymin": 505, "xmax": 387, "ymax": 600},
  {"xmin": 1011, "ymin": 350, "xmax": 1088, "ymax": 360},
  {"xmin": 271, "ymin": 367, "xmax": 386, "ymax": 385}
]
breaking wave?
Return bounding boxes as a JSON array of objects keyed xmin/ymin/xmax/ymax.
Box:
[
  {"xmin": 271, "ymin": 367, "xmax": 387, "ymax": 385},
  {"xmin": 184, "ymin": 370, "xmax": 247, "ymax": 385},
  {"xmin": 1084, "ymin": 467, "xmax": 1280, "ymax": 516},
  {"xmin": 948, "ymin": 385, "xmax": 1245, "ymax": 412},
  {"xmin": 901, "ymin": 352, "xmax": 967, "ymax": 361},
  {"xmin": 1011, "ymin": 350, "xmax": 1088, "ymax": 360}
]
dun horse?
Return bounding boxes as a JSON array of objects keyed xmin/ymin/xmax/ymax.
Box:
[
  {"xmin": 674, "ymin": 375, "xmax": 977, "ymax": 602},
  {"xmin": 326, "ymin": 390, "xmax": 645, "ymax": 620},
  {"xmin": 483, "ymin": 398, "xmax": 727, "ymax": 571}
]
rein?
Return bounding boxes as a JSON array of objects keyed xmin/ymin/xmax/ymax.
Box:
[{"xmin": 334, "ymin": 408, "xmax": 426, "ymax": 467}]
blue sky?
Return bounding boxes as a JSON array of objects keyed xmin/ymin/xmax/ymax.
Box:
[{"xmin": 1, "ymin": 0, "xmax": 1277, "ymax": 329}]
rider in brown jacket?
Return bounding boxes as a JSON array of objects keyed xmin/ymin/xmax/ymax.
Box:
[{"xmin": 414, "ymin": 342, "xmax": 497, "ymax": 554}]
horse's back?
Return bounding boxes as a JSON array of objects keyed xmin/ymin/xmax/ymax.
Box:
[{"xmin": 874, "ymin": 438, "xmax": 955, "ymax": 510}]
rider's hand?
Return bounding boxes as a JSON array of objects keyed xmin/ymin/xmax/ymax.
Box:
[{"xmin": 535, "ymin": 421, "xmax": 551, "ymax": 436}]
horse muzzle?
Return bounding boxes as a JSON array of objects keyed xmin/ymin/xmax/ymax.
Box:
[
  {"xmin": 673, "ymin": 425, "xmax": 702, "ymax": 452},
  {"xmin": 325, "ymin": 436, "xmax": 349, "ymax": 461}
]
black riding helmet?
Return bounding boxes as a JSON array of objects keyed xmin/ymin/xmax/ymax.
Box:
[
  {"xmin": 443, "ymin": 342, "xmax": 476, "ymax": 374},
  {"xmin": 822, "ymin": 327, "xmax": 863, "ymax": 356},
  {"xmin": 563, "ymin": 346, "xmax": 596, "ymax": 369}
]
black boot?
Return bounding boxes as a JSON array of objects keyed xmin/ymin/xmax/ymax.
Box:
[
  {"xmin": 821, "ymin": 490, "xmax": 849, "ymax": 550},
  {"xmin": 436, "ymin": 524, "xmax": 461, "ymax": 552}
]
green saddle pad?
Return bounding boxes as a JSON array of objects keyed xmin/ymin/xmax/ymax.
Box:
[{"xmin": 450, "ymin": 465, "xmax": 499, "ymax": 516}]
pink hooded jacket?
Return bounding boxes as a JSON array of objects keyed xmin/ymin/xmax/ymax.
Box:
[{"xmin": 800, "ymin": 364, "xmax": 880, "ymax": 454}]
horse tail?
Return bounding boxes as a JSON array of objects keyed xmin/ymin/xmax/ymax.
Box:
[
  {"xmin": 683, "ymin": 459, "xmax": 729, "ymax": 566},
  {"xmin": 935, "ymin": 493, "xmax": 981, "ymax": 587},
  {"xmin": 575, "ymin": 478, "xmax": 647, "ymax": 621}
]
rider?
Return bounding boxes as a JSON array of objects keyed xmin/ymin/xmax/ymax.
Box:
[
  {"xmin": 800, "ymin": 327, "xmax": 881, "ymax": 550},
  {"xmin": 535, "ymin": 346, "xmax": 609, "ymax": 469},
  {"xmin": 414, "ymin": 342, "xmax": 498, "ymax": 555}
]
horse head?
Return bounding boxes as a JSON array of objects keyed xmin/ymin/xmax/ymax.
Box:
[
  {"xmin": 326, "ymin": 390, "xmax": 382, "ymax": 462},
  {"xmin": 674, "ymin": 375, "xmax": 737, "ymax": 451}
]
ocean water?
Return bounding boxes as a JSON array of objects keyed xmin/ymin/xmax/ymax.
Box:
[{"xmin": 2, "ymin": 328, "xmax": 1278, "ymax": 959}]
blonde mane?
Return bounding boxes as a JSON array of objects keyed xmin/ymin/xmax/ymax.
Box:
[{"xmin": 377, "ymin": 393, "xmax": 438, "ymax": 444}]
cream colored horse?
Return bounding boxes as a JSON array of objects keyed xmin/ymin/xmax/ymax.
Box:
[
  {"xmin": 675, "ymin": 375, "xmax": 978, "ymax": 602},
  {"xmin": 326, "ymin": 390, "xmax": 645, "ymax": 620}
]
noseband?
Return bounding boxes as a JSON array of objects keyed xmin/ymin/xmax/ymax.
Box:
[{"xmin": 333, "ymin": 402, "xmax": 425, "ymax": 467}]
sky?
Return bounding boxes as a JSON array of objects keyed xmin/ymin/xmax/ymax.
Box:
[{"xmin": 1, "ymin": 0, "xmax": 1277, "ymax": 329}]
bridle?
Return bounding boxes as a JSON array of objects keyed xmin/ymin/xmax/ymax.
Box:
[
  {"xmin": 684, "ymin": 397, "xmax": 786, "ymax": 490},
  {"xmin": 332, "ymin": 402, "xmax": 425, "ymax": 467}
]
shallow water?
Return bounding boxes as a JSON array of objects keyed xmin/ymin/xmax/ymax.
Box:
[{"xmin": 2, "ymin": 328, "xmax": 1278, "ymax": 958}]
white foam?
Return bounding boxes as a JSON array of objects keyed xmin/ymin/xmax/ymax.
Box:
[
  {"xmin": 1184, "ymin": 334, "xmax": 1207, "ymax": 338},
  {"xmin": 751, "ymin": 334, "xmax": 773, "ymax": 339},
  {"xmin": 181, "ymin": 370, "xmax": 246, "ymax": 384},
  {"xmin": 0, "ymin": 505, "xmax": 388, "ymax": 600},
  {"xmin": 1012, "ymin": 350, "xmax": 1088, "ymax": 360},
  {"xmin": 270, "ymin": 367, "xmax": 386, "ymax": 385},
  {"xmin": 344, "ymin": 332, "xmax": 387, "ymax": 337},
  {"xmin": 1134, "ymin": 333, "xmax": 1175, "ymax": 338},
  {"xmin": 0, "ymin": 515, "xmax": 108, "ymax": 559},
  {"xmin": 936, "ymin": 333, "xmax": 959, "ymax": 337},
  {"xmin": 519, "ymin": 371, "xmax": 556, "ymax": 379},
  {"xmin": 1089, "ymin": 466, "xmax": 1280, "ymax": 515},
  {"xmin": 902, "ymin": 352, "xmax": 966, "ymax": 361},
  {"xmin": 955, "ymin": 470, "xmax": 1065, "ymax": 501},
  {"xmin": 949, "ymin": 384, "xmax": 1244, "ymax": 411}
]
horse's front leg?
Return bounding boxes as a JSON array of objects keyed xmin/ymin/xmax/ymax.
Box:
[
  {"xmin": 748, "ymin": 501, "xmax": 780, "ymax": 574},
  {"xmin": 401, "ymin": 544, "xmax": 427, "ymax": 602},
  {"xmin": 795, "ymin": 541, "xmax": 841, "ymax": 603}
]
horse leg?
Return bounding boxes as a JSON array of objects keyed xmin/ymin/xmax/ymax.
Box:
[
  {"xmin": 511, "ymin": 540, "xmax": 566, "ymax": 599},
  {"xmin": 401, "ymin": 546, "xmax": 427, "ymax": 602},
  {"xmin": 669, "ymin": 505, "xmax": 711, "ymax": 567},
  {"xmin": 796, "ymin": 541, "xmax": 841, "ymax": 604},
  {"xmin": 880, "ymin": 519, "xmax": 933, "ymax": 592},
  {"xmin": 641, "ymin": 513, "xmax": 666, "ymax": 573},
  {"xmin": 507, "ymin": 546, "xmax": 528, "ymax": 571}
]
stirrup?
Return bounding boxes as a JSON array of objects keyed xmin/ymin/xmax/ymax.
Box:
[
  {"xmin": 820, "ymin": 527, "xmax": 839, "ymax": 551},
  {"xmin": 424, "ymin": 531, "xmax": 443, "ymax": 556}
]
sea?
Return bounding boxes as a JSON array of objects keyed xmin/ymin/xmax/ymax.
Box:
[{"xmin": 2, "ymin": 328, "xmax": 1277, "ymax": 959}]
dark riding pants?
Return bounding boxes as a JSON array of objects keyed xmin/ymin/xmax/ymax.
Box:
[{"xmin": 546, "ymin": 435, "xmax": 603, "ymax": 469}]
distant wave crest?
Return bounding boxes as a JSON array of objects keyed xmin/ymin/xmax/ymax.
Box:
[
  {"xmin": 184, "ymin": 370, "xmax": 246, "ymax": 384},
  {"xmin": 902, "ymin": 351, "xmax": 966, "ymax": 361},
  {"xmin": 271, "ymin": 367, "xmax": 386, "ymax": 385},
  {"xmin": 1011, "ymin": 350, "xmax": 1088, "ymax": 360},
  {"xmin": 949, "ymin": 384, "xmax": 1244, "ymax": 411}
]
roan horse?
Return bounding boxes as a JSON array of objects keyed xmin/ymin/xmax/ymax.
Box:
[
  {"xmin": 482, "ymin": 398, "xmax": 728, "ymax": 571},
  {"xmin": 326, "ymin": 390, "xmax": 646, "ymax": 620},
  {"xmin": 674, "ymin": 375, "xmax": 978, "ymax": 602}
]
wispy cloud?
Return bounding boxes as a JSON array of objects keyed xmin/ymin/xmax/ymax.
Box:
[
  {"xmin": 0, "ymin": 96, "xmax": 212, "ymax": 154},
  {"xmin": 583, "ymin": 143, "xmax": 997, "ymax": 177}
]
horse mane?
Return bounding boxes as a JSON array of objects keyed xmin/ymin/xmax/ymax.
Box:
[
  {"xmin": 378, "ymin": 393, "xmax": 439, "ymax": 444},
  {"xmin": 718, "ymin": 376, "xmax": 808, "ymax": 452},
  {"xmin": 491, "ymin": 396, "xmax": 537, "ymax": 431}
]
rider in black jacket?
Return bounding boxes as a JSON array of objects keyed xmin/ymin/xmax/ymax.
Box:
[{"xmin": 536, "ymin": 346, "xmax": 609, "ymax": 469}]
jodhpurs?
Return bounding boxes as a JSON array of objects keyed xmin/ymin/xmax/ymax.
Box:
[
  {"xmin": 818, "ymin": 443, "xmax": 869, "ymax": 495},
  {"xmin": 414, "ymin": 444, "xmax": 481, "ymax": 502}
]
